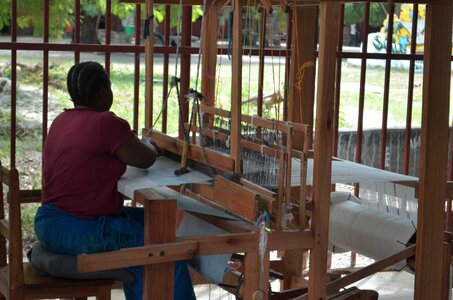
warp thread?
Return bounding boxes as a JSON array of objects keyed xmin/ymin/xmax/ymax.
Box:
[{"xmin": 255, "ymin": 211, "xmax": 270, "ymax": 274}]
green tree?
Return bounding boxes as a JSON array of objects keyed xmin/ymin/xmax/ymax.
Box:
[
  {"xmin": 344, "ymin": 3, "xmax": 401, "ymax": 28},
  {"xmin": 154, "ymin": 5, "xmax": 203, "ymax": 29},
  {"xmin": 0, "ymin": 1, "xmax": 202, "ymax": 43},
  {"xmin": 0, "ymin": 0, "xmax": 135, "ymax": 42}
]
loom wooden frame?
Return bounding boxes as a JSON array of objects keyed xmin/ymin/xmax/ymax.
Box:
[
  {"xmin": 150, "ymin": 1, "xmax": 451, "ymax": 299},
  {"xmin": 78, "ymin": 1, "xmax": 453, "ymax": 299},
  {"xmin": 0, "ymin": 0, "xmax": 447, "ymax": 298}
]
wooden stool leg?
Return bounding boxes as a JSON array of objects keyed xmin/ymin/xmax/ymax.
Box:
[{"xmin": 96, "ymin": 284, "xmax": 112, "ymax": 300}]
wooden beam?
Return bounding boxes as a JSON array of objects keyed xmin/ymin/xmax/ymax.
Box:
[
  {"xmin": 445, "ymin": 181, "xmax": 453, "ymax": 199},
  {"xmin": 77, "ymin": 240, "xmax": 197, "ymax": 273},
  {"xmin": 283, "ymin": 248, "xmax": 304, "ymax": 289},
  {"xmin": 243, "ymin": 251, "xmax": 270, "ymax": 299},
  {"xmin": 257, "ymin": 10, "xmax": 266, "ymax": 117},
  {"xmin": 201, "ymin": 2, "xmax": 218, "ymax": 109},
  {"xmin": 259, "ymin": 0, "xmax": 273, "ymax": 12},
  {"xmin": 213, "ymin": 175, "xmax": 259, "ymax": 222},
  {"xmin": 415, "ymin": 2, "xmax": 452, "ymax": 300},
  {"xmin": 288, "ymin": 5, "xmax": 317, "ymax": 150},
  {"xmin": 283, "ymin": 6, "xmax": 318, "ymax": 280},
  {"xmin": 140, "ymin": 189, "xmax": 176, "ymax": 299},
  {"xmin": 77, "ymin": 230, "xmax": 315, "ymax": 272},
  {"xmin": 145, "ymin": 129, "xmax": 235, "ymax": 173},
  {"xmin": 240, "ymin": 178, "xmax": 276, "ymax": 199},
  {"xmin": 231, "ymin": 0, "xmax": 243, "ymax": 174},
  {"xmin": 178, "ymin": 6, "xmax": 192, "ymax": 139},
  {"xmin": 144, "ymin": 0, "xmax": 154, "ymax": 128},
  {"xmin": 202, "ymin": 104, "xmax": 294, "ymax": 134},
  {"xmin": 326, "ymin": 245, "xmax": 415, "ymax": 295},
  {"xmin": 190, "ymin": 123, "xmax": 305, "ymax": 160},
  {"xmin": 187, "ymin": 211, "xmax": 255, "ymax": 233},
  {"xmin": 308, "ymin": 1, "xmax": 340, "ymax": 300}
]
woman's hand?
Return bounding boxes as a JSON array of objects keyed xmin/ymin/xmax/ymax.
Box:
[
  {"xmin": 141, "ymin": 136, "xmax": 163, "ymax": 156},
  {"xmin": 115, "ymin": 135, "xmax": 157, "ymax": 168}
]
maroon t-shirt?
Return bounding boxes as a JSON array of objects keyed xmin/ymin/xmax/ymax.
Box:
[{"xmin": 42, "ymin": 108, "xmax": 134, "ymax": 219}]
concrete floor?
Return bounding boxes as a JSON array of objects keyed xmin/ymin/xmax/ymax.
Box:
[
  {"xmin": 103, "ymin": 271, "xmax": 415, "ymax": 299},
  {"xmin": 350, "ymin": 271, "xmax": 414, "ymax": 300}
]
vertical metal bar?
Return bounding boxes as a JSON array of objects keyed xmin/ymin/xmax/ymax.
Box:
[
  {"xmin": 283, "ymin": 7, "xmax": 293, "ymax": 122},
  {"xmin": 75, "ymin": 0, "xmax": 81, "ymax": 63},
  {"xmin": 380, "ymin": 2, "xmax": 395, "ymax": 170},
  {"xmin": 10, "ymin": 0, "xmax": 17, "ymax": 168},
  {"xmin": 133, "ymin": 4, "xmax": 141, "ymax": 132},
  {"xmin": 105, "ymin": 0, "xmax": 112, "ymax": 74},
  {"xmin": 332, "ymin": 4, "xmax": 344, "ymax": 157},
  {"xmin": 404, "ymin": 4, "xmax": 419, "ymax": 175},
  {"xmin": 257, "ymin": 11, "xmax": 266, "ymax": 118},
  {"xmin": 356, "ymin": 3, "xmax": 370, "ymax": 167},
  {"xmin": 43, "ymin": 0, "xmax": 50, "ymax": 144},
  {"xmin": 162, "ymin": 5, "xmax": 171, "ymax": 134}
]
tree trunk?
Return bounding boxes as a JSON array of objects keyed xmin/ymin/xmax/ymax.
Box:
[{"xmin": 80, "ymin": 12, "xmax": 100, "ymax": 44}]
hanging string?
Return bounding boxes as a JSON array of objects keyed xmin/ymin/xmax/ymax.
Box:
[
  {"xmin": 151, "ymin": 80, "xmax": 175, "ymax": 129},
  {"xmin": 194, "ymin": 0, "xmax": 209, "ymax": 91},
  {"xmin": 255, "ymin": 211, "xmax": 270, "ymax": 292},
  {"xmin": 143, "ymin": 14, "xmax": 154, "ymax": 39},
  {"xmin": 290, "ymin": 1, "xmax": 315, "ymax": 127},
  {"xmin": 190, "ymin": 0, "xmax": 219, "ymax": 180},
  {"xmin": 144, "ymin": 2, "xmax": 184, "ymax": 133},
  {"xmin": 193, "ymin": 91, "xmax": 216, "ymax": 179}
]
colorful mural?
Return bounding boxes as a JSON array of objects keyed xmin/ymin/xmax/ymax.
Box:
[
  {"xmin": 366, "ymin": 4, "xmax": 427, "ymax": 70},
  {"xmin": 371, "ymin": 4, "xmax": 426, "ymax": 55}
]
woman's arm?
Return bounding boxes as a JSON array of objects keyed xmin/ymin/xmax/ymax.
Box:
[{"xmin": 114, "ymin": 135, "xmax": 157, "ymax": 168}]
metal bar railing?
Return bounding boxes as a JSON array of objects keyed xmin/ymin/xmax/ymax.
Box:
[
  {"xmin": 332, "ymin": 4, "xmax": 344, "ymax": 157},
  {"xmin": 380, "ymin": 2, "xmax": 395, "ymax": 170},
  {"xmin": 43, "ymin": 0, "xmax": 50, "ymax": 145},
  {"xmin": 403, "ymin": 3, "xmax": 419, "ymax": 175},
  {"xmin": 356, "ymin": 2, "xmax": 371, "ymax": 167},
  {"xmin": 10, "ymin": 0, "xmax": 17, "ymax": 168},
  {"xmin": 133, "ymin": 4, "xmax": 142, "ymax": 132}
]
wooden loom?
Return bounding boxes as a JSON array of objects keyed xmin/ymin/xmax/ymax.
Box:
[{"xmin": 77, "ymin": 0, "xmax": 453, "ymax": 299}]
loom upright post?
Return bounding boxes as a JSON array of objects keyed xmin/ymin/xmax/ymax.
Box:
[
  {"xmin": 288, "ymin": 6, "xmax": 317, "ymax": 150},
  {"xmin": 135, "ymin": 190, "xmax": 177, "ymax": 299},
  {"xmin": 415, "ymin": 2, "xmax": 452, "ymax": 299},
  {"xmin": 179, "ymin": 6, "xmax": 192, "ymax": 139},
  {"xmin": 201, "ymin": 3, "xmax": 218, "ymax": 109},
  {"xmin": 308, "ymin": 1, "xmax": 340, "ymax": 299},
  {"xmin": 144, "ymin": 0, "xmax": 154, "ymax": 129},
  {"xmin": 231, "ymin": 0, "xmax": 243, "ymax": 175}
]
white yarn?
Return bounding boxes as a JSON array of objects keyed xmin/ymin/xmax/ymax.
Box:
[{"xmin": 258, "ymin": 221, "xmax": 268, "ymax": 273}]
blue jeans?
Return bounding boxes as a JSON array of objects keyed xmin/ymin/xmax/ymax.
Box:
[{"xmin": 34, "ymin": 204, "xmax": 195, "ymax": 300}]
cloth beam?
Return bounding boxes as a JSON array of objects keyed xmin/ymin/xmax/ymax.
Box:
[{"xmin": 118, "ymin": 156, "xmax": 212, "ymax": 199}]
